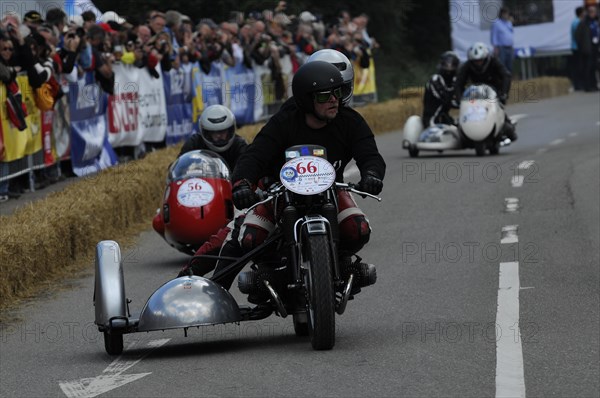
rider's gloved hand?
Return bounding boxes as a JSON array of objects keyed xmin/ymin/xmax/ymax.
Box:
[
  {"xmin": 358, "ymin": 170, "xmax": 383, "ymax": 195},
  {"xmin": 450, "ymin": 98, "xmax": 460, "ymax": 109},
  {"xmin": 232, "ymin": 179, "xmax": 259, "ymax": 209}
]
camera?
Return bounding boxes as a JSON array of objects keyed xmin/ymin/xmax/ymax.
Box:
[
  {"xmin": 6, "ymin": 24, "xmax": 15, "ymax": 33},
  {"xmin": 66, "ymin": 33, "xmax": 76, "ymax": 39},
  {"xmin": 159, "ymin": 39, "xmax": 168, "ymax": 52}
]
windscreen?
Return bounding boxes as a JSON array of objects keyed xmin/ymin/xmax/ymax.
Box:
[{"xmin": 168, "ymin": 150, "xmax": 230, "ymax": 182}]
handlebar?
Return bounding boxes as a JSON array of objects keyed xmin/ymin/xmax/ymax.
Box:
[
  {"xmin": 244, "ymin": 181, "xmax": 382, "ymax": 214},
  {"xmin": 335, "ymin": 182, "xmax": 383, "ymax": 202}
]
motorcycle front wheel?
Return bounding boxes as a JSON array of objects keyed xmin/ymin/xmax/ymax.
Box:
[{"xmin": 302, "ymin": 234, "xmax": 336, "ymax": 350}]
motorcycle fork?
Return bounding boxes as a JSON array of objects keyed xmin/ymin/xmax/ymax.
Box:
[
  {"xmin": 321, "ymin": 199, "xmax": 340, "ymax": 281},
  {"xmin": 281, "ymin": 197, "xmax": 300, "ymax": 284}
]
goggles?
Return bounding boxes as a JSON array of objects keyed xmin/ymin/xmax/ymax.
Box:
[{"xmin": 313, "ymin": 87, "xmax": 343, "ymax": 103}]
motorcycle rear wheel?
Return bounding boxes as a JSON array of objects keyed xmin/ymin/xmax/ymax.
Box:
[{"xmin": 303, "ymin": 234, "xmax": 336, "ymax": 350}]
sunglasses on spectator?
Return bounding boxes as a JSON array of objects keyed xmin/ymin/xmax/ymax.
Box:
[
  {"xmin": 313, "ymin": 87, "xmax": 342, "ymax": 103},
  {"xmin": 1, "ymin": 47, "xmax": 14, "ymax": 52}
]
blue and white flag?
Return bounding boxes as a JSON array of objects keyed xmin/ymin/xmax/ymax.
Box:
[
  {"xmin": 68, "ymin": 72, "xmax": 117, "ymax": 177},
  {"xmin": 163, "ymin": 67, "xmax": 194, "ymax": 146},
  {"xmin": 225, "ymin": 62, "xmax": 256, "ymax": 125}
]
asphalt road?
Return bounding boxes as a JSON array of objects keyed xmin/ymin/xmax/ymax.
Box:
[{"xmin": 1, "ymin": 92, "xmax": 599, "ymax": 398}]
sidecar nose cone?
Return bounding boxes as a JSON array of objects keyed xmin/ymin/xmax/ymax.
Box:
[{"xmin": 137, "ymin": 276, "xmax": 241, "ymax": 331}]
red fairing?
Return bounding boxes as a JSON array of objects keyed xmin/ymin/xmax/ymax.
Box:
[
  {"xmin": 152, "ymin": 211, "xmax": 165, "ymax": 237},
  {"xmin": 152, "ymin": 150, "xmax": 234, "ymax": 255},
  {"xmin": 163, "ymin": 177, "xmax": 232, "ymax": 248}
]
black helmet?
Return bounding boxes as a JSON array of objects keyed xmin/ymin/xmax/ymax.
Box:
[
  {"xmin": 307, "ymin": 49, "xmax": 354, "ymax": 106},
  {"xmin": 438, "ymin": 51, "xmax": 459, "ymax": 78},
  {"xmin": 292, "ymin": 61, "xmax": 344, "ymax": 113}
]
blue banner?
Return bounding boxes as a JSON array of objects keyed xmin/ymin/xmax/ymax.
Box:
[
  {"xmin": 69, "ymin": 72, "xmax": 117, "ymax": 176},
  {"xmin": 200, "ymin": 62, "xmax": 224, "ymax": 108},
  {"xmin": 163, "ymin": 68, "xmax": 194, "ymax": 146},
  {"xmin": 225, "ymin": 62, "xmax": 256, "ymax": 125}
]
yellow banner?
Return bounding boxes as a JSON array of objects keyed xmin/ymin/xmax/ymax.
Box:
[
  {"xmin": 191, "ymin": 65, "xmax": 204, "ymax": 124},
  {"xmin": 0, "ymin": 77, "xmax": 43, "ymax": 162},
  {"xmin": 353, "ymin": 57, "xmax": 377, "ymax": 96}
]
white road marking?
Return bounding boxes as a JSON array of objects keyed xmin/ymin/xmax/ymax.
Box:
[
  {"xmin": 517, "ymin": 161, "xmax": 535, "ymax": 170},
  {"xmin": 495, "ymin": 261, "xmax": 526, "ymax": 398},
  {"xmin": 536, "ymin": 148, "xmax": 547, "ymax": 154},
  {"xmin": 59, "ymin": 338, "xmax": 170, "ymax": 398},
  {"xmin": 510, "ymin": 114, "xmax": 528, "ymax": 124},
  {"xmin": 501, "ymin": 225, "xmax": 519, "ymax": 244},
  {"xmin": 343, "ymin": 165, "xmax": 359, "ymax": 179},
  {"xmin": 549, "ymin": 138, "xmax": 564, "ymax": 146},
  {"xmin": 511, "ymin": 176, "xmax": 525, "ymax": 188},
  {"xmin": 505, "ymin": 198, "xmax": 519, "ymax": 213},
  {"xmin": 568, "ymin": 132, "xmax": 578, "ymax": 137},
  {"xmin": 520, "ymin": 287, "xmax": 535, "ymax": 290}
]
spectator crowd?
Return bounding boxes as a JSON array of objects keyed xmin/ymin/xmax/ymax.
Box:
[{"xmin": 0, "ymin": 2, "xmax": 379, "ymax": 203}]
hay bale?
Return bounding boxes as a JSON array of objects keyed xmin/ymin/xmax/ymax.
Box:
[{"xmin": 0, "ymin": 145, "xmax": 180, "ymax": 309}]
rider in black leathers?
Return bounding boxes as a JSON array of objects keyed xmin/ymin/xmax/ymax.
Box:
[
  {"xmin": 454, "ymin": 42, "xmax": 517, "ymax": 141},
  {"xmin": 213, "ymin": 61, "xmax": 386, "ymax": 298},
  {"xmin": 422, "ymin": 51, "xmax": 460, "ymax": 127}
]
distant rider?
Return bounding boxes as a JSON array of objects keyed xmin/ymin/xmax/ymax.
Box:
[
  {"xmin": 454, "ymin": 42, "xmax": 518, "ymax": 142},
  {"xmin": 422, "ymin": 51, "xmax": 460, "ymax": 127},
  {"xmin": 179, "ymin": 104, "xmax": 248, "ymax": 170}
]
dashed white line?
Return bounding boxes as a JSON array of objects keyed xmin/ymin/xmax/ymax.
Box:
[
  {"xmin": 536, "ymin": 148, "xmax": 547, "ymax": 154},
  {"xmin": 505, "ymin": 198, "xmax": 519, "ymax": 213},
  {"xmin": 568, "ymin": 132, "xmax": 578, "ymax": 137},
  {"xmin": 495, "ymin": 261, "xmax": 526, "ymax": 398},
  {"xmin": 549, "ymin": 138, "xmax": 565, "ymax": 146},
  {"xmin": 517, "ymin": 161, "xmax": 535, "ymax": 170},
  {"xmin": 501, "ymin": 225, "xmax": 519, "ymax": 244},
  {"xmin": 511, "ymin": 176, "xmax": 525, "ymax": 188}
]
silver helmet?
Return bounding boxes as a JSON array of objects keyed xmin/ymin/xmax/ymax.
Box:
[
  {"xmin": 307, "ymin": 49, "xmax": 354, "ymax": 105},
  {"xmin": 199, "ymin": 105, "xmax": 236, "ymax": 153},
  {"xmin": 467, "ymin": 42, "xmax": 491, "ymax": 73}
]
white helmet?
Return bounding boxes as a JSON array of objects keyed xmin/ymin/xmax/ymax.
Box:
[
  {"xmin": 199, "ymin": 105, "xmax": 236, "ymax": 153},
  {"xmin": 307, "ymin": 49, "xmax": 354, "ymax": 105},
  {"xmin": 467, "ymin": 42, "xmax": 491, "ymax": 73}
]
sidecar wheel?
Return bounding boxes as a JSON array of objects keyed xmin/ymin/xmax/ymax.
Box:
[
  {"xmin": 303, "ymin": 234, "xmax": 335, "ymax": 350},
  {"xmin": 408, "ymin": 145, "xmax": 419, "ymax": 158},
  {"xmin": 489, "ymin": 141, "xmax": 500, "ymax": 155},
  {"xmin": 475, "ymin": 143, "xmax": 486, "ymax": 156},
  {"xmin": 293, "ymin": 313, "xmax": 309, "ymax": 336},
  {"xmin": 104, "ymin": 331, "xmax": 123, "ymax": 355}
]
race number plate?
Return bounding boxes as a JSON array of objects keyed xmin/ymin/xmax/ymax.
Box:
[
  {"xmin": 177, "ymin": 178, "xmax": 215, "ymax": 207},
  {"xmin": 462, "ymin": 105, "xmax": 488, "ymax": 123},
  {"xmin": 280, "ymin": 156, "xmax": 336, "ymax": 195}
]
